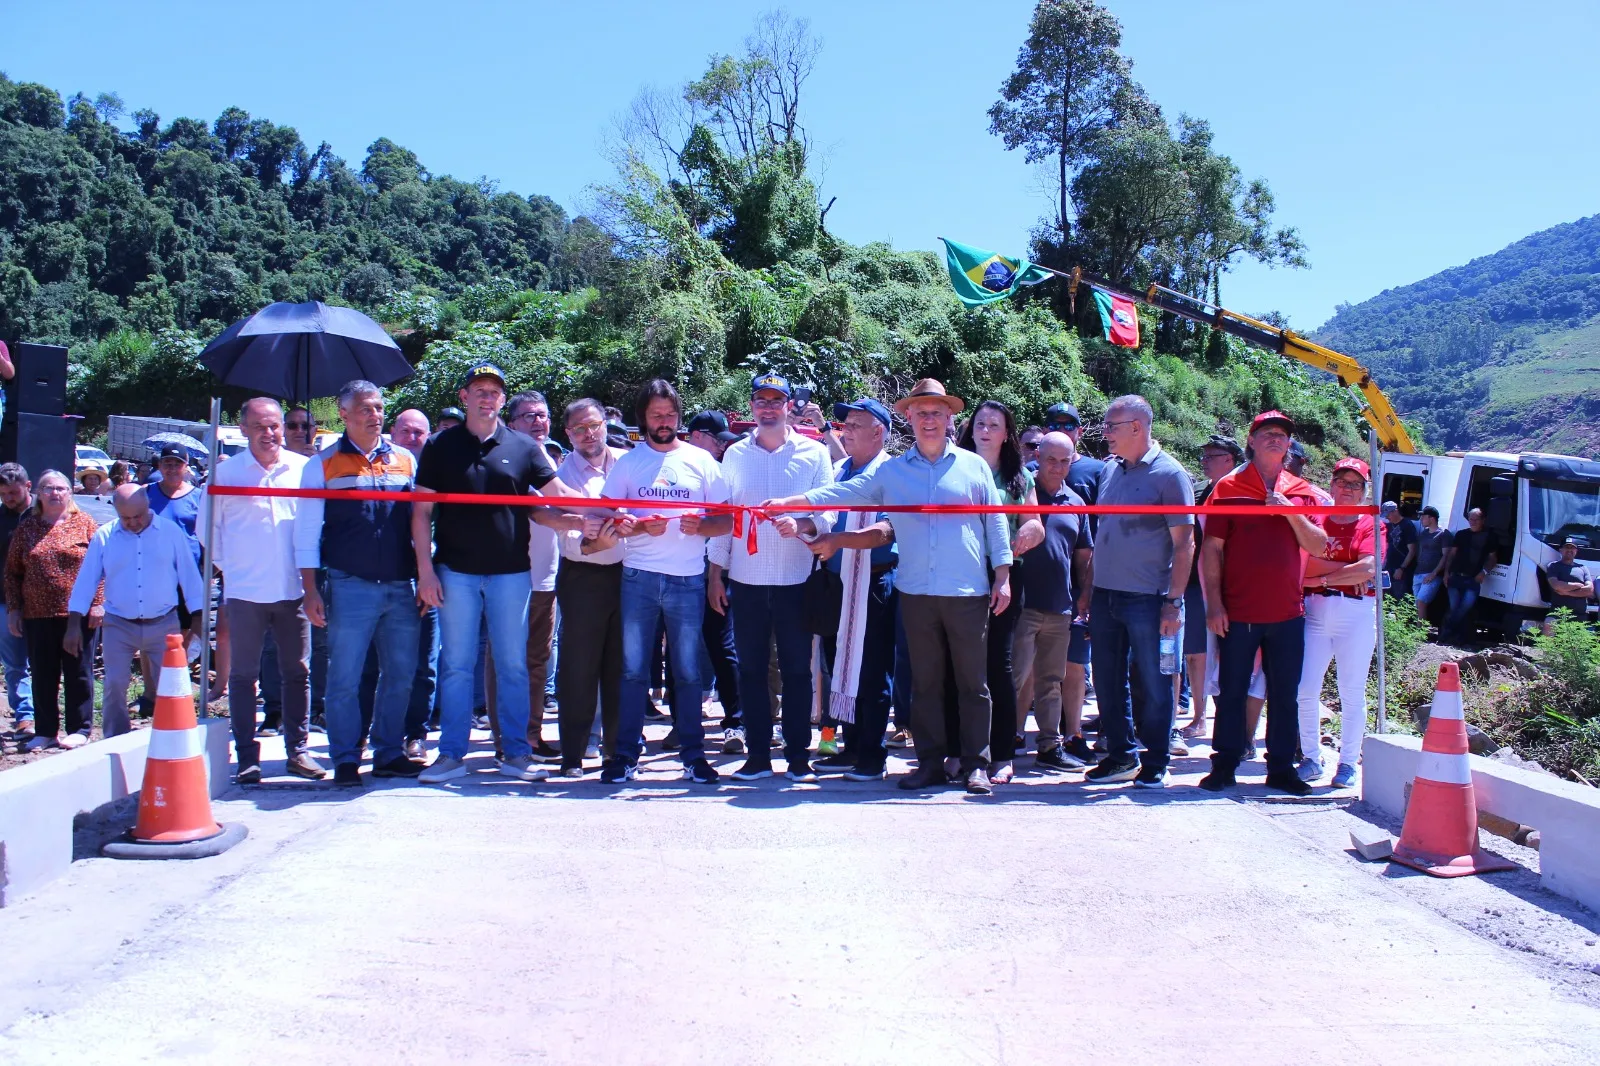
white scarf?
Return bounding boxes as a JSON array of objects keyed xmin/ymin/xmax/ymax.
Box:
[{"xmin": 829, "ymin": 457, "xmax": 883, "ymax": 724}]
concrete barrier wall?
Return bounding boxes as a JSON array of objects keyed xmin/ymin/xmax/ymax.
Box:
[
  {"xmin": 0, "ymin": 720, "xmax": 231, "ymax": 907},
  {"xmin": 1363, "ymin": 734, "xmax": 1600, "ymax": 912}
]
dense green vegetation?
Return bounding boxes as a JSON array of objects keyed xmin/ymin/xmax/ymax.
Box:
[
  {"xmin": 1316, "ymin": 214, "xmax": 1600, "ymax": 454},
  {"xmin": 1, "ymin": 2, "xmax": 1369, "ymax": 470}
]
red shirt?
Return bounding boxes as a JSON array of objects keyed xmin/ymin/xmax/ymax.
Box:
[
  {"xmin": 1311, "ymin": 515, "xmax": 1376, "ymax": 597},
  {"xmin": 1205, "ymin": 464, "xmax": 1320, "ymax": 624}
]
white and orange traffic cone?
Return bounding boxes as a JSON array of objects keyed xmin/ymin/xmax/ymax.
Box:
[
  {"xmin": 104, "ymin": 633, "xmax": 247, "ymax": 860},
  {"xmin": 1390, "ymin": 661, "xmax": 1514, "ymax": 878}
]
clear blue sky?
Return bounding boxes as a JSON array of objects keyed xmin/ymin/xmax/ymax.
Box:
[{"xmin": 7, "ymin": 0, "xmax": 1598, "ymax": 329}]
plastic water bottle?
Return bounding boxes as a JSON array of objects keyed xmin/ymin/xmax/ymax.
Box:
[{"xmin": 1159, "ymin": 633, "xmax": 1179, "ymax": 675}]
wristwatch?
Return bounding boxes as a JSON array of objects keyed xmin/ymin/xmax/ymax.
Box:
[{"xmin": 1164, "ymin": 596, "xmax": 1183, "ymax": 608}]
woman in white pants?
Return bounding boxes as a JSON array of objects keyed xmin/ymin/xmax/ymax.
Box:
[{"xmin": 1297, "ymin": 457, "xmax": 1378, "ymax": 788}]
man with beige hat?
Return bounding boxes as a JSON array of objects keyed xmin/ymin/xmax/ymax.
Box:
[{"xmin": 766, "ymin": 379, "xmax": 1013, "ymax": 794}]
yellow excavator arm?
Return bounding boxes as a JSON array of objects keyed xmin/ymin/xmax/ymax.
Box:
[{"xmin": 1066, "ymin": 268, "xmax": 1417, "ymax": 454}]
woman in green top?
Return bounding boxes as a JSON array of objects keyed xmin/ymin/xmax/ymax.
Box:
[{"xmin": 958, "ymin": 401, "xmax": 1044, "ymax": 784}]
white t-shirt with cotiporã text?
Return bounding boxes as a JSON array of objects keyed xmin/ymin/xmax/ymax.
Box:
[{"xmin": 601, "ymin": 443, "xmax": 729, "ymax": 578}]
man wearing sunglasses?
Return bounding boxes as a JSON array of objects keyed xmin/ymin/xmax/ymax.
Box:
[{"xmin": 1042, "ymin": 401, "xmax": 1104, "ymax": 765}]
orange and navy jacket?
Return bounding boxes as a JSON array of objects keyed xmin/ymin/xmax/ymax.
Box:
[{"xmin": 292, "ymin": 435, "xmax": 416, "ymax": 582}]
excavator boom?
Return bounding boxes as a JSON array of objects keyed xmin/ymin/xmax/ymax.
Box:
[{"xmin": 1067, "ymin": 268, "xmax": 1417, "ymax": 454}]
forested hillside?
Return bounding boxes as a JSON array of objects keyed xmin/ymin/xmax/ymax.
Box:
[
  {"xmin": 1316, "ymin": 214, "xmax": 1600, "ymax": 454},
  {"xmin": 0, "ymin": 2, "xmax": 1370, "ymax": 471}
]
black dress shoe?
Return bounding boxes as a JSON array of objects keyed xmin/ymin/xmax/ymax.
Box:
[
  {"xmin": 333, "ymin": 763, "xmax": 363, "ymax": 787},
  {"xmin": 896, "ymin": 764, "xmax": 950, "ymax": 791},
  {"xmin": 1264, "ymin": 771, "xmax": 1312, "ymax": 796}
]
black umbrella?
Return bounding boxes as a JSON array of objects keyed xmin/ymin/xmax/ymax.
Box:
[{"xmin": 200, "ymin": 301, "xmax": 413, "ymax": 402}]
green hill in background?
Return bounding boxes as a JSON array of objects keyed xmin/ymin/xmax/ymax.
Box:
[{"xmin": 1315, "ymin": 214, "xmax": 1600, "ymax": 455}]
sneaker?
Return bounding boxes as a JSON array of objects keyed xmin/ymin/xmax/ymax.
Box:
[
  {"xmin": 817, "ymin": 728, "xmax": 838, "ymax": 757},
  {"xmin": 471, "ymin": 712, "xmax": 491, "ymax": 731},
  {"xmin": 843, "ymin": 765, "xmax": 886, "ymax": 781},
  {"xmin": 683, "ymin": 758, "xmax": 720, "ymax": 784},
  {"xmin": 661, "ymin": 728, "xmax": 680, "ymax": 752},
  {"xmin": 1063, "ymin": 735, "xmax": 1093, "ymax": 764},
  {"xmin": 732, "ymin": 760, "xmax": 774, "ymax": 781},
  {"xmin": 1169, "ymin": 730, "xmax": 1189, "ymax": 757},
  {"xmin": 499, "ymin": 755, "xmax": 550, "ymax": 782},
  {"xmin": 1084, "ymin": 757, "xmax": 1139, "ymax": 783},
  {"xmin": 1197, "ymin": 765, "xmax": 1236, "ymax": 792},
  {"xmin": 813, "ymin": 752, "xmax": 855, "ymax": 774},
  {"xmin": 285, "ymin": 753, "xmax": 328, "ymax": 780},
  {"xmin": 559, "ymin": 764, "xmax": 586, "ymax": 779},
  {"xmin": 1133, "ymin": 767, "xmax": 1167, "ymax": 789},
  {"xmin": 531, "ymin": 741, "xmax": 562, "ymax": 763},
  {"xmin": 584, "ymin": 742, "xmax": 601, "ymax": 761},
  {"xmin": 372, "ymin": 756, "xmax": 423, "ymax": 778},
  {"xmin": 599, "ymin": 758, "xmax": 637, "ymax": 784},
  {"xmin": 965, "ymin": 766, "xmax": 993, "ymax": 795},
  {"xmin": 236, "ymin": 763, "xmax": 262, "ymax": 784},
  {"xmin": 772, "ymin": 726, "xmax": 785, "ymax": 749},
  {"xmin": 333, "ymin": 763, "xmax": 363, "ymax": 788},
  {"xmin": 419, "ymin": 755, "xmax": 468, "ymax": 784},
  {"xmin": 1035, "ymin": 746, "xmax": 1085, "ymax": 772},
  {"xmin": 1332, "ymin": 763, "xmax": 1359, "ymax": 789},
  {"xmin": 787, "ymin": 759, "xmax": 818, "ymax": 783},
  {"xmin": 721, "ymin": 727, "xmax": 745, "ymax": 754},
  {"xmin": 1265, "ymin": 771, "xmax": 1312, "ymax": 796},
  {"xmin": 1296, "ymin": 756, "xmax": 1324, "ymax": 783},
  {"xmin": 404, "ymin": 738, "xmax": 427, "ymax": 762},
  {"xmin": 886, "ymin": 729, "xmax": 911, "ymax": 748}
]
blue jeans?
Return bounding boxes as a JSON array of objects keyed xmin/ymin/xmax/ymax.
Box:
[
  {"xmin": 1213, "ymin": 615, "xmax": 1305, "ymax": 776},
  {"xmin": 1087, "ymin": 588, "xmax": 1173, "ymax": 773},
  {"xmin": 730, "ymin": 579, "xmax": 813, "ymax": 765},
  {"xmin": 617, "ymin": 568, "xmax": 707, "ymax": 765},
  {"xmin": 325, "ymin": 569, "xmax": 421, "ymax": 768},
  {"xmin": 1444, "ymin": 575, "xmax": 1480, "ymax": 636},
  {"xmin": 437, "ymin": 566, "xmax": 532, "ymax": 761},
  {"xmin": 0, "ymin": 623, "xmax": 32, "ymax": 722},
  {"xmin": 406, "ymin": 606, "xmax": 439, "ymax": 740}
]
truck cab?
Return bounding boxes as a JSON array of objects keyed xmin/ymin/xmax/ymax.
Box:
[{"xmin": 1379, "ymin": 449, "xmax": 1600, "ymax": 634}]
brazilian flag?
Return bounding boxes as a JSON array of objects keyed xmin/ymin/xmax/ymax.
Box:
[{"xmin": 939, "ymin": 238, "xmax": 1054, "ymax": 307}]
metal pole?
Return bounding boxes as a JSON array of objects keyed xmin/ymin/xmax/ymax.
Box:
[
  {"xmin": 1370, "ymin": 429, "xmax": 1388, "ymax": 734},
  {"xmin": 198, "ymin": 396, "xmax": 221, "ymax": 714}
]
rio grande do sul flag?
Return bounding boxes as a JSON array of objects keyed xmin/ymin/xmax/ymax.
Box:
[{"xmin": 1092, "ymin": 288, "xmax": 1140, "ymax": 348}]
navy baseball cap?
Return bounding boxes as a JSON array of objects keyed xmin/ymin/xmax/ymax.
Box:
[
  {"xmin": 156, "ymin": 444, "xmax": 188, "ymax": 461},
  {"xmin": 833, "ymin": 397, "xmax": 891, "ymax": 429},
  {"xmin": 438, "ymin": 406, "xmax": 466, "ymax": 424},
  {"xmin": 687, "ymin": 411, "xmax": 740, "ymax": 442},
  {"xmin": 750, "ymin": 372, "xmax": 791, "ymax": 397},
  {"xmin": 460, "ymin": 362, "xmax": 508, "ymax": 391},
  {"xmin": 1044, "ymin": 402, "xmax": 1081, "ymax": 428}
]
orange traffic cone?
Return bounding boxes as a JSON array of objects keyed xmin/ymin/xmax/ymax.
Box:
[
  {"xmin": 104, "ymin": 633, "xmax": 247, "ymax": 860},
  {"xmin": 1390, "ymin": 661, "xmax": 1514, "ymax": 878}
]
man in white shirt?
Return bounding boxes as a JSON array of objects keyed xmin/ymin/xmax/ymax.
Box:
[
  {"xmin": 65, "ymin": 485, "xmax": 204, "ymax": 737},
  {"xmin": 708, "ymin": 373, "xmax": 833, "ymax": 781},
  {"xmin": 599, "ymin": 379, "xmax": 733, "ymax": 785},
  {"xmin": 209, "ymin": 397, "xmax": 324, "ymax": 783},
  {"xmin": 535, "ymin": 398, "xmax": 627, "ymax": 776}
]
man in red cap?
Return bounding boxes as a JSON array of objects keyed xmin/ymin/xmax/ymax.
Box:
[{"xmin": 1199, "ymin": 410, "xmax": 1329, "ymax": 795}]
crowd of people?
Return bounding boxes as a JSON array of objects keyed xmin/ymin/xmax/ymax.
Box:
[{"xmin": 3, "ymin": 365, "xmax": 1407, "ymax": 797}]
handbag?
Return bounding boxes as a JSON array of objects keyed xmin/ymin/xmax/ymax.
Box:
[{"xmin": 802, "ymin": 557, "xmax": 844, "ymax": 636}]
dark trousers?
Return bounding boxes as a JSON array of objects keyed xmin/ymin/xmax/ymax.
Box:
[
  {"xmin": 820, "ymin": 569, "xmax": 897, "ymax": 773},
  {"xmin": 900, "ymin": 592, "xmax": 991, "ymax": 771},
  {"xmin": 1088, "ymin": 588, "xmax": 1174, "ymax": 773},
  {"xmin": 1212, "ymin": 615, "xmax": 1305, "ymax": 776},
  {"xmin": 228, "ymin": 597, "xmax": 311, "ymax": 767},
  {"xmin": 987, "ymin": 588, "xmax": 1021, "ymax": 762},
  {"xmin": 730, "ymin": 579, "xmax": 812, "ymax": 765},
  {"xmin": 23, "ymin": 616, "xmax": 93, "ymax": 738},
  {"xmin": 556, "ymin": 560, "xmax": 623, "ymax": 767}
]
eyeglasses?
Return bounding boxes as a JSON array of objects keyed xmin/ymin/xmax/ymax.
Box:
[
  {"xmin": 751, "ymin": 396, "xmax": 788, "ymax": 409},
  {"xmin": 285, "ymin": 421, "xmax": 312, "ymax": 432},
  {"xmin": 1331, "ymin": 477, "xmax": 1367, "ymax": 490},
  {"xmin": 1099, "ymin": 418, "xmax": 1139, "ymax": 434},
  {"xmin": 568, "ymin": 420, "xmax": 606, "ymax": 437}
]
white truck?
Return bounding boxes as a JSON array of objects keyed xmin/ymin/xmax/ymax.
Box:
[
  {"xmin": 1380, "ymin": 450, "xmax": 1600, "ymax": 634},
  {"xmin": 106, "ymin": 414, "xmax": 246, "ymax": 466}
]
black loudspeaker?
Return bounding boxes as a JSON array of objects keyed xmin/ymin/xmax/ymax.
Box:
[
  {"xmin": 10, "ymin": 343, "xmax": 68, "ymax": 416},
  {"xmin": 0, "ymin": 413, "xmax": 76, "ymax": 480}
]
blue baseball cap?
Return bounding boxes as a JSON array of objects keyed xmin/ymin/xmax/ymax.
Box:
[
  {"xmin": 750, "ymin": 372, "xmax": 791, "ymax": 398},
  {"xmin": 460, "ymin": 362, "xmax": 508, "ymax": 391},
  {"xmin": 833, "ymin": 397, "xmax": 891, "ymax": 429}
]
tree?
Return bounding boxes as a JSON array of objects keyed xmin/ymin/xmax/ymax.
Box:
[
  {"xmin": 988, "ymin": 0, "xmax": 1157, "ymax": 245},
  {"xmin": 1070, "ymin": 123, "xmax": 1189, "ymax": 286}
]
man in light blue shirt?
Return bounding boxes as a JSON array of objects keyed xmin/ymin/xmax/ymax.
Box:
[
  {"xmin": 66, "ymin": 484, "xmax": 204, "ymax": 737},
  {"xmin": 769, "ymin": 379, "xmax": 1012, "ymax": 795}
]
